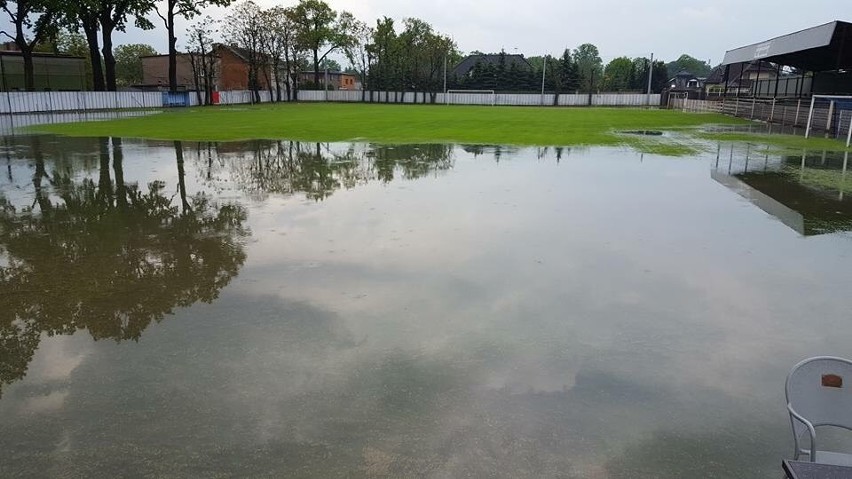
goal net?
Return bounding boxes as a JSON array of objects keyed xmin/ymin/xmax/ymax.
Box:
[
  {"xmin": 445, "ymin": 89, "xmax": 496, "ymax": 106},
  {"xmin": 805, "ymin": 95, "xmax": 852, "ymax": 139}
]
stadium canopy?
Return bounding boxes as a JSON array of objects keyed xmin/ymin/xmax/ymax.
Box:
[{"xmin": 722, "ymin": 20, "xmax": 852, "ymax": 72}]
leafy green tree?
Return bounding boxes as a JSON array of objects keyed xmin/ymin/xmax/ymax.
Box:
[
  {"xmin": 573, "ymin": 43, "xmax": 603, "ymax": 93},
  {"xmin": 291, "ymin": 0, "xmax": 355, "ymax": 87},
  {"xmin": 369, "ymin": 16, "xmax": 397, "ymax": 95},
  {"xmin": 666, "ymin": 54, "xmax": 712, "ymax": 79},
  {"xmin": 156, "ymin": 0, "xmax": 234, "ymax": 91},
  {"xmin": 55, "ymin": 2, "xmax": 105, "ymax": 90},
  {"xmin": 97, "ymin": 1, "xmax": 154, "ymax": 91},
  {"xmin": 603, "ymin": 56, "xmax": 633, "ymax": 91},
  {"xmin": 114, "ymin": 43, "xmax": 157, "ymax": 87}
]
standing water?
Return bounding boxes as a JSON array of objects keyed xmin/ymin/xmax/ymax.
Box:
[{"xmin": 1, "ymin": 135, "xmax": 851, "ymax": 478}]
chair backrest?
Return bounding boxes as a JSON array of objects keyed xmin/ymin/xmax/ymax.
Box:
[{"xmin": 786, "ymin": 357, "xmax": 852, "ymax": 438}]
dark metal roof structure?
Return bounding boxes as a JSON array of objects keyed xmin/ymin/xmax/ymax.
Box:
[
  {"xmin": 722, "ymin": 21, "xmax": 852, "ymax": 71},
  {"xmin": 452, "ymin": 54, "xmax": 532, "ymax": 77}
]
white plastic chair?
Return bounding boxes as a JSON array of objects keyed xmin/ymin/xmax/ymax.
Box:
[{"xmin": 786, "ymin": 356, "xmax": 852, "ymax": 466}]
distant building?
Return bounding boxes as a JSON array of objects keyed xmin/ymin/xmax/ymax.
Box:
[
  {"xmin": 297, "ymin": 71, "xmax": 359, "ymax": 90},
  {"xmin": 0, "ymin": 43, "xmax": 86, "ymax": 91},
  {"xmin": 140, "ymin": 44, "xmax": 274, "ymax": 91},
  {"xmin": 704, "ymin": 61, "xmax": 778, "ymax": 97},
  {"xmin": 663, "ymin": 70, "xmax": 705, "ymax": 99},
  {"xmin": 452, "ymin": 53, "xmax": 532, "ymax": 77}
]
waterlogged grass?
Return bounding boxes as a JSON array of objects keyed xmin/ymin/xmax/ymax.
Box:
[
  {"xmin": 697, "ymin": 131, "xmax": 852, "ymax": 153},
  {"xmin": 33, "ymin": 103, "xmax": 746, "ymax": 151}
]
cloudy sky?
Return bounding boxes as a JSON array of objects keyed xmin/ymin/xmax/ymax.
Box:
[{"xmin": 3, "ymin": 0, "xmax": 847, "ymax": 65}]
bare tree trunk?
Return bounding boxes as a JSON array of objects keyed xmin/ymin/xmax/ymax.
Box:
[
  {"xmin": 168, "ymin": 7, "xmax": 178, "ymax": 91},
  {"xmin": 81, "ymin": 19, "xmax": 105, "ymax": 91},
  {"xmin": 101, "ymin": 24, "xmax": 117, "ymax": 91}
]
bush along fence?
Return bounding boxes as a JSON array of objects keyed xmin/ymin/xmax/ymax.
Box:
[{"xmin": 0, "ymin": 89, "xmax": 662, "ymax": 114}]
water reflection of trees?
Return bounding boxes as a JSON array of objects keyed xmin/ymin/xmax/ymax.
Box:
[
  {"xmin": 0, "ymin": 137, "xmax": 248, "ymax": 396},
  {"xmin": 193, "ymin": 141, "xmax": 455, "ymax": 201}
]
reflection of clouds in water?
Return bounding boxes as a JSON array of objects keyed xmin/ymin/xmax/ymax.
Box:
[
  {"xmin": 28, "ymin": 334, "xmax": 91, "ymax": 382},
  {"xmin": 22, "ymin": 390, "xmax": 69, "ymax": 414}
]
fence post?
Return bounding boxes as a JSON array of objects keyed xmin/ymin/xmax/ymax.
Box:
[
  {"xmin": 826, "ymin": 100, "xmax": 835, "ymax": 135},
  {"xmin": 769, "ymin": 98, "xmax": 776, "ymax": 123},
  {"xmin": 750, "ymin": 98, "xmax": 756, "ymax": 119},
  {"xmin": 794, "ymin": 99, "xmax": 801, "ymax": 126},
  {"xmin": 805, "ymin": 96, "xmax": 816, "ymax": 138}
]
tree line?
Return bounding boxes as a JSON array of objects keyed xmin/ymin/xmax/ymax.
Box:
[{"xmin": 1, "ymin": 0, "xmax": 711, "ymax": 97}]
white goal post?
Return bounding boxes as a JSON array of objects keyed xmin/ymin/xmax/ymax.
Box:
[
  {"xmin": 445, "ymin": 89, "xmax": 496, "ymax": 106},
  {"xmin": 805, "ymin": 94, "xmax": 852, "ymax": 139}
]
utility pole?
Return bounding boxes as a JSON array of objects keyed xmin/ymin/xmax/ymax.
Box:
[
  {"xmin": 646, "ymin": 53, "xmax": 654, "ymax": 106},
  {"xmin": 541, "ymin": 55, "xmax": 547, "ymax": 106},
  {"xmin": 443, "ymin": 54, "xmax": 447, "ymax": 94}
]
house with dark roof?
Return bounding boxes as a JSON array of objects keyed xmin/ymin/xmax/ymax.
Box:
[
  {"xmin": 704, "ymin": 60, "xmax": 778, "ymax": 96},
  {"xmin": 452, "ymin": 53, "xmax": 533, "ymax": 77}
]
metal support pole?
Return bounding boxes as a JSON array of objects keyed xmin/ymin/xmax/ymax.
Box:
[
  {"xmin": 826, "ymin": 100, "xmax": 835, "ymax": 135},
  {"xmin": 846, "ymin": 114, "xmax": 852, "ymax": 147},
  {"xmin": 774, "ymin": 63, "xmax": 781, "ymax": 99},
  {"xmin": 805, "ymin": 96, "xmax": 816, "ymax": 138},
  {"xmin": 646, "ymin": 53, "xmax": 654, "ymax": 106},
  {"xmin": 842, "ymin": 151, "xmax": 849, "ymax": 201},
  {"xmin": 770, "ymin": 98, "xmax": 776, "ymax": 123},
  {"xmin": 443, "ymin": 55, "xmax": 447, "ymax": 95},
  {"xmin": 795, "ymin": 99, "xmax": 801, "ymax": 126},
  {"xmin": 540, "ymin": 55, "xmax": 547, "ymax": 106},
  {"xmin": 723, "ymin": 64, "xmax": 730, "ymax": 97}
]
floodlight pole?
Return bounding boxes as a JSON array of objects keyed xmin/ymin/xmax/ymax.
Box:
[
  {"xmin": 646, "ymin": 53, "xmax": 654, "ymax": 106},
  {"xmin": 541, "ymin": 55, "xmax": 547, "ymax": 106}
]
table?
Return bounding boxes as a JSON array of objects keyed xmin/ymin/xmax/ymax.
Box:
[{"xmin": 784, "ymin": 460, "xmax": 852, "ymax": 479}]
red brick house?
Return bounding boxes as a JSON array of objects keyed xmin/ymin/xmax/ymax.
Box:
[{"xmin": 141, "ymin": 44, "xmax": 273, "ymax": 91}]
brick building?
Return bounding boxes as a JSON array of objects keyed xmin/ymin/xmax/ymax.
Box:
[
  {"xmin": 141, "ymin": 44, "xmax": 273, "ymax": 91},
  {"xmin": 298, "ymin": 71, "xmax": 359, "ymax": 90}
]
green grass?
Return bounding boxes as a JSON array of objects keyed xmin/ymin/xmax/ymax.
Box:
[{"xmin": 32, "ymin": 103, "xmax": 746, "ymax": 149}]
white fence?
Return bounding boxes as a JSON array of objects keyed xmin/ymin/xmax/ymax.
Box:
[
  {"xmin": 296, "ymin": 90, "xmax": 661, "ymax": 107},
  {"xmin": 0, "ymin": 89, "xmax": 662, "ymax": 114},
  {"xmin": 0, "ymin": 91, "xmax": 163, "ymax": 114}
]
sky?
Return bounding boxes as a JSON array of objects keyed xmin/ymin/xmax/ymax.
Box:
[{"xmin": 1, "ymin": 0, "xmax": 847, "ymax": 66}]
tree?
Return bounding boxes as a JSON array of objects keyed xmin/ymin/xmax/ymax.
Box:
[
  {"xmin": 291, "ymin": 0, "xmax": 355, "ymax": 86},
  {"xmin": 369, "ymin": 16, "xmax": 396, "ymax": 96},
  {"xmin": 156, "ymin": 0, "xmax": 234, "ymax": 91},
  {"xmin": 258, "ymin": 6, "xmax": 289, "ymax": 102},
  {"xmin": 56, "ymin": 2, "xmax": 105, "ymax": 90},
  {"xmin": 37, "ymin": 29, "xmax": 96, "ymax": 89},
  {"xmin": 0, "ymin": 0, "xmax": 59, "ymax": 90},
  {"xmin": 572, "ymin": 43, "xmax": 603, "ymax": 93},
  {"xmin": 666, "ymin": 54, "xmax": 712, "ymax": 79},
  {"xmin": 97, "ymin": 1, "xmax": 154, "ymax": 91},
  {"xmin": 114, "ymin": 43, "xmax": 157, "ymax": 87},
  {"xmin": 344, "ymin": 18, "xmax": 371, "ymax": 101},
  {"xmin": 0, "ymin": 136, "xmax": 248, "ymax": 397},
  {"xmin": 224, "ymin": 1, "xmax": 264, "ymax": 103},
  {"xmin": 186, "ymin": 17, "xmax": 217, "ymax": 105},
  {"xmin": 602, "ymin": 56, "xmax": 633, "ymax": 91}
]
